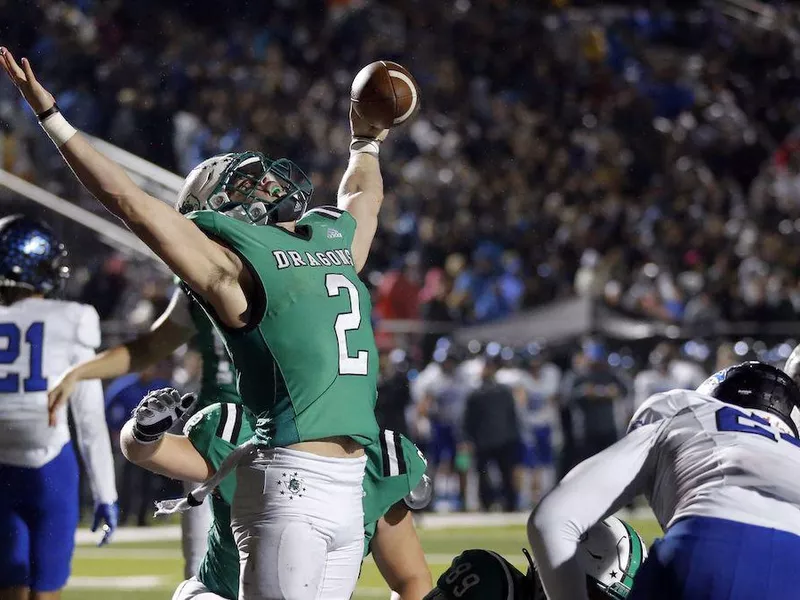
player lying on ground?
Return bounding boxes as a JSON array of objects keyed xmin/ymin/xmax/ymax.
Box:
[
  {"xmin": 528, "ymin": 361, "xmax": 800, "ymax": 600},
  {"xmin": 425, "ymin": 516, "xmax": 646, "ymax": 600},
  {"xmin": 1, "ymin": 47, "xmax": 415, "ymax": 599},
  {"xmin": 48, "ymin": 283, "xmax": 239, "ymax": 579},
  {"xmin": 120, "ymin": 388, "xmax": 433, "ymax": 600},
  {"xmin": 0, "ymin": 216, "xmax": 117, "ymax": 600}
]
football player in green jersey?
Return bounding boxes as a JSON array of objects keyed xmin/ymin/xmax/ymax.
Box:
[
  {"xmin": 425, "ymin": 516, "xmax": 647, "ymax": 600},
  {"xmin": 120, "ymin": 388, "xmax": 432, "ymax": 600},
  {"xmin": 3, "ymin": 48, "xmax": 408, "ymax": 598},
  {"xmin": 47, "ymin": 286, "xmax": 238, "ymax": 578}
]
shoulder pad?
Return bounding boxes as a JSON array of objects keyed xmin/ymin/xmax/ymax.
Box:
[
  {"xmin": 628, "ymin": 389, "xmax": 707, "ymax": 433},
  {"xmin": 74, "ymin": 303, "xmax": 101, "ymax": 349}
]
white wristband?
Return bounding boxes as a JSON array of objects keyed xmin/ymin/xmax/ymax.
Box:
[
  {"xmin": 40, "ymin": 112, "xmax": 77, "ymax": 147},
  {"xmin": 350, "ymin": 137, "xmax": 380, "ymax": 158}
]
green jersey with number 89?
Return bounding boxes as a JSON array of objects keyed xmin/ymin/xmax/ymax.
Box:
[{"xmin": 186, "ymin": 207, "xmax": 379, "ymax": 448}]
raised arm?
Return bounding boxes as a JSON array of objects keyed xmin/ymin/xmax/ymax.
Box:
[
  {"xmin": 337, "ymin": 106, "xmax": 389, "ymax": 273},
  {"xmin": 0, "ymin": 48, "xmax": 248, "ymax": 321},
  {"xmin": 47, "ymin": 288, "xmax": 195, "ymax": 425}
]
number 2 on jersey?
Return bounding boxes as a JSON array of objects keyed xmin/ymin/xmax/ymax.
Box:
[
  {"xmin": 0, "ymin": 322, "xmax": 47, "ymax": 393},
  {"xmin": 325, "ymin": 273, "xmax": 369, "ymax": 376}
]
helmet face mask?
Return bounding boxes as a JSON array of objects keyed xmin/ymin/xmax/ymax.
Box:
[{"xmin": 176, "ymin": 152, "xmax": 313, "ymax": 225}]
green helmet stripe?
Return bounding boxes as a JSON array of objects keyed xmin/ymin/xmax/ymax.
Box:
[{"xmin": 620, "ymin": 520, "xmax": 644, "ymax": 593}]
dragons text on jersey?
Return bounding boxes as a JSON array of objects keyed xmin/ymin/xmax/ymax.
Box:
[{"xmin": 272, "ymin": 248, "xmax": 355, "ymax": 270}]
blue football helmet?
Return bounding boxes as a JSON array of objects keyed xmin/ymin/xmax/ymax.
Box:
[
  {"xmin": 0, "ymin": 215, "xmax": 70, "ymax": 297},
  {"xmin": 697, "ymin": 361, "xmax": 800, "ymax": 436}
]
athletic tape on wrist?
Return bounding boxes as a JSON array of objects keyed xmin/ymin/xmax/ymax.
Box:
[
  {"xmin": 350, "ymin": 137, "xmax": 380, "ymax": 158},
  {"xmin": 132, "ymin": 424, "xmax": 164, "ymax": 445},
  {"xmin": 40, "ymin": 112, "xmax": 77, "ymax": 147}
]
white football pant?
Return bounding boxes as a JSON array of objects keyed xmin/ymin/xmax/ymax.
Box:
[
  {"xmin": 232, "ymin": 446, "xmax": 366, "ymax": 600},
  {"xmin": 172, "ymin": 577, "xmax": 227, "ymax": 600}
]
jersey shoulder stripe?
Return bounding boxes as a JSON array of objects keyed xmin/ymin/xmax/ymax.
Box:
[
  {"xmin": 215, "ymin": 403, "xmax": 243, "ymax": 443},
  {"xmin": 304, "ymin": 206, "xmax": 345, "ymax": 220},
  {"xmin": 379, "ymin": 429, "xmax": 407, "ymax": 477}
]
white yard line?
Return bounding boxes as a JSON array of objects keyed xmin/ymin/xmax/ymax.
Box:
[
  {"xmin": 75, "ymin": 508, "xmax": 657, "ymax": 545},
  {"xmin": 67, "ymin": 575, "xmax": 168, "ymax": 589}
]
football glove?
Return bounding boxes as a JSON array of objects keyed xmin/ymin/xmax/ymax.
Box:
[
  {"xmin": 91, "ymin": 502, "xmax": 119, "ymax": 547},
  {"xmin": 132, "ymin": 388, "xmax": 196, "ymax": 444}
]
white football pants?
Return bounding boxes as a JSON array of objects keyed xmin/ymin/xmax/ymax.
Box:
[
  {"xmin": 182, "ymin": 479, "xmax": 213, "ymax": 578},
  {"xmin": 172, "ymin": 576, "xmax": 227, "ymax": 600},
  {"xmin": 231, "ymin": 446, "xmax": 367, "ymax": 600}
]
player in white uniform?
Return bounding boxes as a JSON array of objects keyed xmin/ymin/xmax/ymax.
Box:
[
  {"xmin": 497, "ymin": 345, "xmax": 561, "ymax": 508},
  {"xmin": 47, "ymin": 288, "xmax": 224, "ymax": 579},
  {"xmin": 412, "ymin": 347, "xmax": 470, "ymax": 509},
  {"xmin": 528, "ymin": 361, "xmax": 800, "ymax": 600},
  {"xmin": 0, "ymin": 215, "xmax": 117, "ymax": 599}
]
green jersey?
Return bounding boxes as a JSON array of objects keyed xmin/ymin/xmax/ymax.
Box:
[
  {"xmin": 184, "ymin": 407, "xmax": 427, "ymax": 600},
  {"xmin": 426, "ymin": 549, "xmax": 532, "ymax": 600},
  {"xmin": 184, "ymin": 292, "xmax": 241, "ymax": 409},
  {"xmin": 186, "ymin": 207, "xmax": 379, "ymax": 447},
  {"xmin": 184, "ymin": 402, "xmax": 255, "ymax": 600},
  {"xmin": 362, "ymin": 430, "xmax": 428, "ymax": 557}
]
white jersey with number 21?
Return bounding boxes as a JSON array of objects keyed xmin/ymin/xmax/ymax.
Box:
[{"xmin": 0, "ymin": 298, "xmax": 116, "ymax": 503}]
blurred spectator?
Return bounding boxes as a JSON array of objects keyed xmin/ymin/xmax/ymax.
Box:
[
  {"xmin": 462, "ymin": 354, "xmax": 521, "ymax": 512},
  {"xmin": 633, "ymin": 342, "xmax": 684, "ymax": 409},
  {"xmin": 375, "ymin": 348, "xmax": 412, "ymax": 437},
  {"xmin": 78, "ymin": 255, "xmax": 128, "ymax": 320},
  {"xmin": 560, "ymin": 341, "xmax": 629, "ymax": 471}
]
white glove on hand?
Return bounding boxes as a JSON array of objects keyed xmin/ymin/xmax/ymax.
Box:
[{"xmin": 132, "ymin": 388, "xmax": 196, "ymax": 444}]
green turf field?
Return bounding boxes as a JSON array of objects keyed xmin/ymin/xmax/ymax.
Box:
[{"xmin": 63, "ymin": 519, "xmax": 663, "ymax": 599}]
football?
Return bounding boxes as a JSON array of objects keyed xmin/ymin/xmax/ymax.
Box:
[{"xmin": 350, "ymin": 60, "xmax": 420, "ymax": 130}]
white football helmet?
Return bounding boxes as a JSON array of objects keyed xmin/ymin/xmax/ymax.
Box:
[
  {"xmin": 532, "ymin": 516, "xmax": 648, "ymax": 600},
  {"xmin": 175, "ymin": 151, "xmax": 313, "ymax": 225}
]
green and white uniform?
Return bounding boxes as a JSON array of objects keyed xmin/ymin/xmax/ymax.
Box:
[
  {"xmin": 165, "ymin": 288, "xmax": 242, "ymax": 578},
  {"xmin": 180, "ymin": 403, "xmax": 254, "ymax": 599},
  {"xmin": 184, "ymin": 206, "xmax": 381, "ymax": 598},
  {"xmin": 175, "ymin": 407, "xmax": 426, "ymax": 600},
  {"xmin": 362, "ymin": 430, "xmax": 428, "ymax": 556},
  {"xmin": 185, "ymin": 207, "xmax": 380, "ymax": 447}
]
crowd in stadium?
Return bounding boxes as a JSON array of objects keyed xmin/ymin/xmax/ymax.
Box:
[{"xmin": 2, "ymin": 1, "xmax": 800, "ymax": 335}]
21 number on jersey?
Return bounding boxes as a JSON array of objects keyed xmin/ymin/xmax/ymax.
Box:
[{"xmin": 0, "ymin": 322, "xmax": 47, "ymax": 393}]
